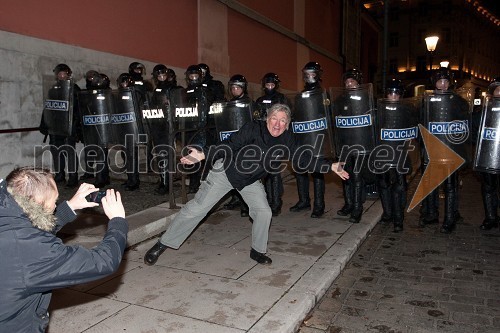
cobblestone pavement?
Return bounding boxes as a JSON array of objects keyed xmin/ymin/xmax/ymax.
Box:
[{"xmin": 299, "ymin": 170, "xmax": 500, "ymax": 333}]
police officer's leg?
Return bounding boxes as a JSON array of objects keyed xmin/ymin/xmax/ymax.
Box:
[
  {"xmin": 377, "ymin": 171, "xmax": 392, "ymax": 223},
  {"xmin": 349, "ymin": 171, "xmax": 365, "ymax": 223},
  {"xmin": 290, "ymin": 173, "xmax": 311, "ymax": 212},
  {"xmin": 337, "ymin": 157, "xmax": 354, "ymax": 216},
  {"xmin": 270, "ymin": 173, "xmax": 283, "ymax": 216},
  {"xmin": 480, "ymin": 172, "xmax": 499, "ymax": 230},
  {"xmin": 419, "ymin": 164, "xmax": 439, "ymax": 225},
  {"xmin": 49, "ymin": 135, "xmax": 66, "ymax": 183},
  {"xmin": 94, "ymin": 145, "xmax": 110, "ymax": 188},
  {"xmin": 441, "ymin": 172, "xmax": 458, "ymax": 233},
  {"xmin": 64, "ymin": 137, "xmax": 79, "ymax": 187},
  {"xmin": 392, "ymin": 170, "xmax": 407, "ymax": 232},
  {"xmin": 311, "ymin": 172, "xmax": 325, "ymax": 218},
  {"xmin": 80, "ymin": 144, "xmax": 95, "ymax": 180},
  {"xmin": 238, "ymin": 180, "xmax": 273, "ymax": 256}
]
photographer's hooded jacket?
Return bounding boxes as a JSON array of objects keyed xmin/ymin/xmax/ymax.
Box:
[{"xmin": 0, "ymin": 181, "xmax": 128, "ymax": 332}]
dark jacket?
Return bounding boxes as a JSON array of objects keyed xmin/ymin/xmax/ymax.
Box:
[
  {"xmin": 0, "ymin": 181, "xmax": 128, "ymax": 332},
  {"xmin": 205, "ymin": 120, "xmax": 332, "ymax": 190}
]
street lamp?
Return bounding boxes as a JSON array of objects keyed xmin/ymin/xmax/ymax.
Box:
[{"xmin": 425, "ymin": 36, "xmax": 439, "ymax": 71}]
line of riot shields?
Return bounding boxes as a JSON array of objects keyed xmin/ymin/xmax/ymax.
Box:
[{"xmin": 44, "ymin": 75, "xmax": 500, "ymax": 204}]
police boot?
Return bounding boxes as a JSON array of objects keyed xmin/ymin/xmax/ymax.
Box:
[
  {"xmin": 270, "ymin": 175, "xmax": 283, "ymax": 216},
  {"xmin": 349, "ymin": 182, "xmax": 364, "ymax": 223},
  {"xmin": 290, "ymin": 174, "xmax": 311, "ymax": 212},
  {"xmin": 440, "ymin": 185, "xmax": 456, "ymax": 234},
  {"xmin": 188, "ymin": 171, "xmax": 201, "ymax": 194},
  {"xmin": 419, "ymin": 190, "xmax": 439, "ymax": 227},
  {"xmin": 311, "ymin": 177, "xmax": 325, "ymax": 218},
  {"xmin": 480, "ymin": 189, "xmax": 499, "ymax": 230},
  {"xmin": 224, "ymin": 192, "xmax": 241, "ymax": 210},
  {"xmin": 240, "ymin": 201, "xmax": 249, "ymax": 218},
  {"xmin": 392, "ymin": 185, "xmax": 405, "ymax": 233},
  {"xmin": 154, "ymin": 175, "xmax": 169, "ymax": 195},
  {"xmin": 337, "ymin": 181, "xmax": 353, "ymax": 216},
  {"xmin": 378, "ymin": 183, "xmax": 392, "ymax": 224},
  {"xmin": 124, "ymin": 173, "xmax": 140, "ymax": 191}
]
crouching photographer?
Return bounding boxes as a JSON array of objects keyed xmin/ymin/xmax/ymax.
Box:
[{"xmin": 0, "ymin": 167, "xmax": 128, "ymax": 332}]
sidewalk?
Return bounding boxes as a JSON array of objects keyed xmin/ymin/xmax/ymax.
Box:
[{"xmin": 47, "ymin": 172, "xmax": 383, "ymax": 333}]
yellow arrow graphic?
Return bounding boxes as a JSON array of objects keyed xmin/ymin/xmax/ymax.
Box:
[{"xmin": 407, "ymin": 124, "xmax": 465, "ymax": 212}]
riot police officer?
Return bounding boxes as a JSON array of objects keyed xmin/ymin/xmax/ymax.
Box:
[
  {"xmin": 80, "ymin": 71, "xmax": 111, "ymax": 188},
  {"xmin": 40, "ymin": 64, "xmax": 81, "ymax": 188},
  {"xmin": 222, "ymin": 74, "xmax": 255, "ymax": 217},
  {"xmin": 420, "ymin": 67, "xmax": 469, "ymax": 233},
  {"xmin": 199, "ymin": 63, "xmax": 225, "ymax": 102},
  {"xmin": 376, "ymin": 79, "xmax": 417, "ymax": 232},
  {"xmin": 119, "ymin": 67, "xmax": 148, "ymax": 191},
  {"xmin": 333, "ymin": 68, "xmax": 375, "ymax": 223},
  {"xmin": 256, "ymin": 73, "xmax": 288, "ymax": 216},
  {"xmin": 290, "ymin": 62, "xmax": 329, "ymax": 218},
  {"xmin": 475, "ymin": 77, "xmax": 500, "ymax": 230},
  {"xmin": 128, "ymin": 61, "xmax": 154, "ymax": 93},
  {"xmin": 148, "ymin": 64, "xmax": 179, "ymax": 195},
  {"xmin": 183, "ymin": 65, "xmax": 214, "ymax": 193}
]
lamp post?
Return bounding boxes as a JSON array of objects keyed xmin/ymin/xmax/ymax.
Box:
[{"xmin": 425, "ymin": 36, "xmax": 439, "ymax": 72}]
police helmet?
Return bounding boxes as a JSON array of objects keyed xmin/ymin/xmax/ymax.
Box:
[
  {"xmin": 198, "ymin": 63, "xmax": 210, "ymax": 78},
  {"xmin": 185, "ymin": 65, "xmax": 202, "ymax": 85},
  {"xmin": 98, "ymin": 73, "xmax": 111, "ymax": 89},
  {"xmin": 166, "ymin": 68, "xmax": 177, "ymax": 83},
  {"xmin": 302, "ymin": 62, "xmax": 323, "ymax": 83},
  {"xmin": 488, "ymin": 77, "xmax": 500, "ymax": 96},
  {"xmin": 117, "ymin": 73, "xmax": 132, "ymax": 88},
  {"xmin": 431, "ymin": 67, "xmax": 453, "ymax": 85},
  {"xmin": 152, "ymin": 64, "xmax": 168, "ymax": 79},
  {"xmin": 342, "ymin": 68, "xmax": 363, "ymax": 84},
  {"xmin": 228, "ymin": 74, "xmax": 248, "ymax": 93},
  {"xmin": 53, "ymin": 64, "xmax": 72, "ymax": 77},
  {"xmin": 262, "ymin": 72, "xmax": 281, "ymax": 89},
  {"xmin": 128, "ymin": 62, "xmax": 146, "ymax": 75},
  {"xmin": 386, "ymin": 79, "xmax": 404, "ymax": 97},
  {"xmin": 85, "ymin": 70, "xmax": 100, "ymax": 88}
]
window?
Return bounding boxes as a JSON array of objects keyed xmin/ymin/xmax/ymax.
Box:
[
  {"xmin": 389, "ymin": 32, "xmax": 399, "ymax": 47},
  {"xmin": 389, "ymin": 59, "xmax": 398, "ymax": 74},
  {"xmin": 389, "ymin": 7, "xmax": 399, "ymax": 21}
]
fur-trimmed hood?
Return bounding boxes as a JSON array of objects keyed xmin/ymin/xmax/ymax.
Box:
[{"xmin": 0, "ymin": 181, "xmax": 56, "ymax": 232}]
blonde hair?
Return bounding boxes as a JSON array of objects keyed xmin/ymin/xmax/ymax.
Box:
[{"xmin": 6, "ymin": 167, "xmax": 57, "ymax": 206}]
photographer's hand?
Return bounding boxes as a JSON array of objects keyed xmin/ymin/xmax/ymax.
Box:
[
  {"xmin": 67, "ymin": 183, "xmax": 99, "ymax": 210},
  {"xmin": 101, "ymin": 189, "xmax": 126, "ymax": 219}
]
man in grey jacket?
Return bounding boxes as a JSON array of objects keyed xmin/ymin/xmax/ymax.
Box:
[{"xmin": 0, "ymin": 167, "xmax": 128, "ymax": 332}]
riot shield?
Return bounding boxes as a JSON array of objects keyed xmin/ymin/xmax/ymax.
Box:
[
  {"xmin": 144, "ymin": 88, "xmax": 170, "ymax": 144},
  {"xmin": 111, "ymin": 88, "xmax": 148, "ymax": 146},
  {"xmin": 42, "ymin": 75, "xmax": 74, "ymax": 136},
  {"xmin": 79, "ymin": 89, "xmax": 113, "ymax": 146},
  {"xmin": 423, "ymin": 90, "xmax": 471, "ymax": 164},
  {"xmin": 375, "ymin": 97, "xmax": 419, "ymax": 169},
  {"xmin": 288, "ymin": 89, "xmax": 334, "ymax": 158},
  {"xmin": 330, "ymin": 83, "xmax": 375, "ymax": 157},
  {"xmin": 174, "ymin": 87, "xmax": 202, "ymax": 133},
  {"xmin": 213, "ymin": 100, "xmax": 253, "ymax": 142},
  {"xmin": 473, "ymin": 96, "xmax": 500, "ymax": 173}
]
